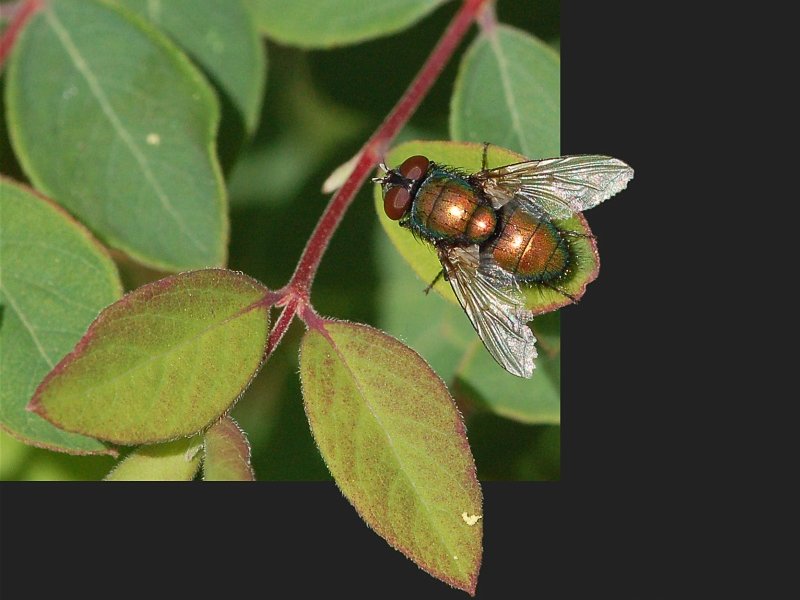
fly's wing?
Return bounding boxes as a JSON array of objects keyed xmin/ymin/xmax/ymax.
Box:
[
  {"xmin": 476, "ymin": 155, "xmax": 634, "ymax": 219},
  {"xmin": 438, "ymin": 245, "xmax": 536, "ymax": 378}
]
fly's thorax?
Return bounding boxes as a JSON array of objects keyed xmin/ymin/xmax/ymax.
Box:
[
  {"xmin": 486, "ymin": 206, "xmax": 570, "ymax": 283},
  {"xmin": 408, "ymin": 169, "xmax": 497, "ymax": 244}
]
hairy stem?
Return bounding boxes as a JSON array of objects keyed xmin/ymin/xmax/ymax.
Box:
[{"xmin": 265, "ymin": 297, "xmax": 300, "ymax": 357}]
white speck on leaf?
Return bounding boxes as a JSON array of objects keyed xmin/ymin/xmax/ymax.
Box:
[
  {"xmin": 146, "ymin": 133, "xmax": 161, "ymax": 145},
  {"xmin": 461, "ymin": 512, "xmax": 482, "ymax": 526}
]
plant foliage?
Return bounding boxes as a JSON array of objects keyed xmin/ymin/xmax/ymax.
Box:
[{"xmin": 0, "ymin": 0, "xmax": 586, "ymax": 593}]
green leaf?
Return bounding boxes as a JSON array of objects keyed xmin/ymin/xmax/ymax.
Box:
[
  {"xmin": 5, "ymin": 0, "xmax": 227, "ymax": 271},
  {"xmin": 105, "ymin": 435, "xmax": 203, "ymax": 480},
  {"xmin": 450, "ymin": 24, "xmax": 560, "ymax": 159},
  {"xmin": 29, "ymin": 269, "xmax": 270, "ymax": 445},
  {"xmin": 374, "ymin": 140, "xmax": 599, "ymax": 315},
  {"xmin": 0, "ymin": 178, "xmax": 122, "ymax": 455},
  {"xmin": 203, "ymin": 416, "xmax": 255, "ymax": 481},
  {"xmin": 300, "ymin": 322, "xmax": 482, "ymax": 594},
  {"xmin": 246, "ymin": 0, "xmax": 444, "ymax": 48},
  {"xmin": 117, "ymin": 0, "xmax": 267, "ymax": 137},
  {"xmin": 375, "ymin": 228, "xmax": 560, "ymax": 423}
]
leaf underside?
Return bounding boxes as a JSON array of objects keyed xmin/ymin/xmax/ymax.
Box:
[
  {"xmin": 300, "ymin": 321, "xmax": 482, "ymax": 593},
  {"xmin": 29, "ymin": 269, "xmax": 271, "ymax": 445},
  {"xmin": 203, "ymin": 416, "xmax": 255, "ymax": 481},
  {"xmin": 104, "ymin": 435, "xmax": 203, "ymax": 481}
]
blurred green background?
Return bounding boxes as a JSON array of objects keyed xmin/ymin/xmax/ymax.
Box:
[{"xmin": 0, "ymin": 0, "xmax": 561, "ymax": 481}]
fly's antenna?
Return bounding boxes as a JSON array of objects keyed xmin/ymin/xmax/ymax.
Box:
[{"xmin": 371, "ymin": 161, "xmax": 390, "ymax": 183}]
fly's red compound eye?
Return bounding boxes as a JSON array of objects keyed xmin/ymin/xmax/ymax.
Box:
[
  {"xmin": 384, "ymin": 186, "xmax": 411, "ymax": 220},
  {"xmin": 398, "ymin": 155, "xmax": 430, "ymax": 182}
]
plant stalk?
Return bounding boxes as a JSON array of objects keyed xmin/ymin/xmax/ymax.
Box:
[
  {"xmin": 288, "ymin": 0, "xmax": 490, "ymax": 296},
  {"xmin": 262, "ymin": 0, "xmax": 490, "ymax": 356}
]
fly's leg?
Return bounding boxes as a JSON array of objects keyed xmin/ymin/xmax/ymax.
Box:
[
  {"xmin": 561, "ymin": 230, "xmax": 596, "ymax": 241},
  {"xmin": 541, "ymin": 281, "xmax": 579, "ymax": 304},
  {"xmin": 424, "ymin": 270, "xmax": 446, "ymax": 295},
  {"xmin": 481, "ymin": 142, "xmax": 490, "ymax": 171}
]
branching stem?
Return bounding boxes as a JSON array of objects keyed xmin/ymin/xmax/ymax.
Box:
[{"xmin": 264, "ymin": 0, "xmax": 490, "ymax": 355}]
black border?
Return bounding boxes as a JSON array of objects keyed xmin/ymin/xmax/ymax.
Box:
[{"xmin": 2, "ymin": 483, "xmax": 568, "ymax": 597}]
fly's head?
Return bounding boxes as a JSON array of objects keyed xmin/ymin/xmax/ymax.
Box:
[{"xmin": 373, "ymin": 155, "xmax": 431, "ymax": 222}]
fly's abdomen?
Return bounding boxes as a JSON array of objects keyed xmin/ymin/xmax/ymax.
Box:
[
  {"xmin": 487, "ymin": 206, "xmax": 570, "ymax": 282},
  {"xmin": 410, "ymin": 171, "xmax": 497, "ymax": 243}
]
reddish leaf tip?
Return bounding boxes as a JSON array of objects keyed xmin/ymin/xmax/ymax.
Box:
[
  {"xmin": 24, "ymin": 268, "xmax": 271, "ymax": 445},
  {"xmin": 25, "ymin": 395, "xmax": 44, "ymax": 415}
]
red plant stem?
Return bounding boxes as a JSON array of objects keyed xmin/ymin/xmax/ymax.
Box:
[
  {"xmin": 0, "ymin": 0, "xmax": 42, "ymax": 69},
  {"xmin": 265, "ymin": 297, "xmax": 299, "ymax": 357},
  {"xmin": 287, "ymin": 0, "xmax": 490, "ymax": 296}
]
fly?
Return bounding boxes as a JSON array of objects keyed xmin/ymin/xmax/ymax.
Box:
[{"xmin": 374, "ymin": 144, "xmax": 634, "ymax": 378}]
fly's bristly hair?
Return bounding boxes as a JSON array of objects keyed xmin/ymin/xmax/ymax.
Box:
[
  {"xmin": 400, "ymin": 214, "xmax": 426, "ymax": 246},
  {"xmin": 435, "ymin": 163, "xmax": 471, "ymax": 181}
]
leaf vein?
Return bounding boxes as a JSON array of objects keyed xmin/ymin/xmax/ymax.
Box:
[
  {"xmin": 43, "ymin": 7, "xmax": 209, "ymax": 255},
  {"xmin": 326, "ymin": 337, "xmax": 465, "ymax": 575},
  {"xmin": 51, "ymin": 303, "xmax": 263, "ymax": 399},
  {"xmin": 1, "ymin": 241, "xmax": 110, "ymax": 279},
  {"xmin": 0, "ymin": 283, "xmax": 56, "ymax": 369},
  {"xmin": 2, "ymin": 273, "xmax": 102, "ymax": 314},
  {"xmin": 487, "ymin": 32, "xmax": 530, "ymax": 155}
]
